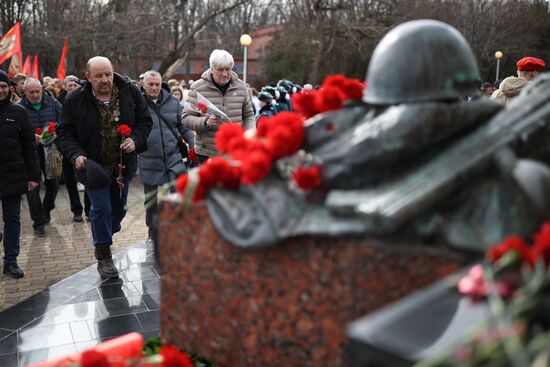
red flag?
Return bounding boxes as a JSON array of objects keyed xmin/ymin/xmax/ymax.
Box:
[
  {"xmin": 32, "ymin": 53, "xmax": 40, "ymax": 79},
  {"xmin": 0, "ymin": 22, "xmax": 22, "ymax": 65},
  {"xmin": 23, "ymin": 55, "xmax": 32, "ymax": 76},
  {"xmin": 57, "ymin": 38, "xmax": 68, "ymax": 81}
]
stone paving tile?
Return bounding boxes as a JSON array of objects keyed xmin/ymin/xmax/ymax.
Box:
[{"xmin": 0, "ymin": 179, "xmax": 149, "ymax": 311}]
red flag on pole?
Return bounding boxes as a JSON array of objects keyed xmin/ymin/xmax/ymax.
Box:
[
  {"xmin": 32, "ymin": 53, "xmax": 40, "ymax": 79},
  {"xmin": 0, "ymin": 22, "xmax": 22, "ymax": 66},
  {"xmin": 23, "ymin": 55, "xmax": 32, "ymax": 76},
  {"xmin": 57, "ymin": 38, "xmax": 68, "ymax": 81}
]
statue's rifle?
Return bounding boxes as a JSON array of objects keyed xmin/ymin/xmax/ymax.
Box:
[{"xmin": 326, "ymin": 74, "xmax": 550, "ymax": 232}]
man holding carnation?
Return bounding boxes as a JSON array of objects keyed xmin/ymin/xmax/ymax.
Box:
[
  {"xmin": 58, "ymin": 56, "xmax": 152, "ymax": 277},
  {"xmin": 182, "ymin": 49, "xmax": 255, "ymax": 163},
  {"xmin": 18, "ymin": 77, "xmax": 62, "ymax": 237}
]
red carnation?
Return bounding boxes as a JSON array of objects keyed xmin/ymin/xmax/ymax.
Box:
[
  {"xmin": 314, "ymin": 86, "xmax": 346, "ymax": 113},
  {"xmin": 291, "ymin": 91, "xmax": 320, "ymax": 119},
  {"xmin": 487, "ymin": 236, "xmax": 533, "ymax": 266},
  {"xmin": 199, "ymin": 157, "xmax": 229, "ymax": 188},
  {"xmin": 176, "ymin": 172, "xmax": 207, "ymax": 202},
  {"xmin": 215, "ymin": 123, "xmax": 245, "ymax": 153},
  {"xmin": 196, "ymin": 102, "xmax": 208, "ymax": 114},
  {"xmin": 223, "ymin": 135, "xmax": 264, "ymax": 162},
  {"xmin": 292, "ymin": 166, "xmax": 322, "ymax": 189},
  {"xmin": 35, "ymin": 128, "xmax": 43, "ymax": 135},
  {"xmin": 223, "ymin": 165, "xmax": 243, "ymax": 190},
  {"xmin": 322, "ymin": 74, "xmax": 365, "ymax": 102},
  {"xmin": 343, "ymin": 79, "xmax": 366, "ymax": 101},
  {"xmin": 47, "ymin": 121, "xmax": 56, "ymax": 134},
  {"xmin": 532, "ymin": 221, "xmax": 550, "ymax": 266},
  {"xmin": 81, "ymin": 350, "xmax": 109, "ymax": 367},
  {"xmin": 268, "ymin": 112, "xmax": 305, "ymax": 155},
  {"xmin": 241, "ymin": 150, "xmax": 272, "ymax": 184},
  {"xmin": 256, "ymin": 115, "xmax": 271, "ymax": 133},
  {"xmin": 322, "ymin": 74, "xmax": 348, "ymax": 90},
  {"xmin": 176, "ymin": 174, "xmax": 189, "ymax": 194},
  {"xmin": 264, "ymin": 124, "xmax": 294, "ymax": 159},
  {"xmin": 160, "ymin": 345, "xmax": 194, "ymax": 367},
  {"xmin": 117, "ymin": 124, "xmax": 132, "ymax": 137},
  {"xmin": 188, "ymin": 148, "xmax": 198, "ymax": 165}
]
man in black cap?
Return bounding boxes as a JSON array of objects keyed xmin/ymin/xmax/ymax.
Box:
[
  {"xmin": 0, "ymin": 70, "xmax": 41, "ymax": 278},
  {"xmin": 58, "ymin": 56, "xmax": 152, "ymax": 277}
]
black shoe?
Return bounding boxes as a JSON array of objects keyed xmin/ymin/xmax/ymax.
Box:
[
  {"xmin": 3, "ymin": 263, "xmax": 24, "ymax": 278},
  {"xmin": 33, "ymin": 226, "xmax": 46, "ymax": 237},
  {"xmin": 44, "ymin": 212, "xmax": 51, "ymax": 224},
  {"xmin": 94, "ymin": 247, "xmax": 119, "ymax": 278},
  {"xmin": 73, "ymin": 214, "xmax": 83, "ymax": 222}
]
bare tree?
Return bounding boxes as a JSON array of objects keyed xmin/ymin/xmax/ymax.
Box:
[
  {"xmin": 2, "ymin": 0, "xmax": 550, "ymax": 84},
  {"xmin": 159, "ymin": 0, "xmax": 253, "ymax": 78},
  {"xmin": 0, "ymin": 0, "xmax": 27, "ymax": 31}
]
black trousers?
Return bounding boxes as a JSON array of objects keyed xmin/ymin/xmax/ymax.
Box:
[
  {"xmin": 144, "ymin": 184, "xmax": 158, "ymax": 239},
  {"xmin": 144, "ymin": 178, "xmax": 177, "ymax": 239},
  {"xmin": 26, "ymin": 145, "xmax": 58, "ymax": 228},
  {"xmin": 62, "ymin": 156, "xmax": 90, "ymax": 217}
]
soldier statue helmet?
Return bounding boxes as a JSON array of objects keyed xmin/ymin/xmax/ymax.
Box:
[{"xmin": 364, "ymin": 19, "xmax": 480, "ymax": 105}]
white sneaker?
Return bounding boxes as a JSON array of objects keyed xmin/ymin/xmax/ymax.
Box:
[{"xmin": 77, "ymin": 183, "xmax": 85, "ymax": 192}]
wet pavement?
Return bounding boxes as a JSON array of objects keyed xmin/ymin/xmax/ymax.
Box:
[
  {"xmin": 0, "ymin": 180, "xmax": 149, "ymax": 310},
  {"xmin": 0, "ymin": 181, "xmax": 156, "ymax": 366},
  {"xmin": 0, "ymin": 240, "xmax": 160, "ymax": 366}
]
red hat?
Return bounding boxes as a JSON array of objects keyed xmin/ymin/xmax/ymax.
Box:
[{"xmin": 516, "ymin": 57, "xmax": 545, "ymax": 71}]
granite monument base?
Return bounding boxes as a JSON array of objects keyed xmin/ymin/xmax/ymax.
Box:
[{"xmin": 159, "ymin": 199, "xmax": 468, "ymax": 366}]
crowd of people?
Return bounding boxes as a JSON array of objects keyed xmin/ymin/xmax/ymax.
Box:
[{"xmin": 0, "ymin": 46, "xmax": 545, "ymax": 280}]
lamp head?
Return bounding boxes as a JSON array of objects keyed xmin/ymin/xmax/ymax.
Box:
[{"xmin": 240, "ymin": 34, "xmax": 252, "ymax": 46}]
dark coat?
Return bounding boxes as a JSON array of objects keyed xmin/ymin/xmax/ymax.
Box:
[
  {"xmin": 138, "ymin": 84, "xmax": 191, "ymax": 186},
  {"xmin": 57, "ymin": 90, "xmax": 67, "ymax": 105},
  {"xmin": 256, "ymin": 104, "xmax": 276, "ymax": 121},
  {"xmin": 18, "ymin": 91, "xmax": 62, "ymax": 130},
  {"xmin": 57, "ymin": 73, "xmax": 152, "ymax": 179},
  {"xmin": 0, "ymin": 94, "xmax": 41, "ymax": 196}
]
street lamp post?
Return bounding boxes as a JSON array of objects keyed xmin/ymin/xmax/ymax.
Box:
[
  {"xmin": 495, "ymin": 51, "xmax": 503, "ymax": 82},
  {"xmin": 240, "ymin": 34, "xmax": 252, "ymax": 84}
]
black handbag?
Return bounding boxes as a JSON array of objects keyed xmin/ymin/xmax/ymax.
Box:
[{"xmin": 147, "ymin": 100, "xmax": 188, "ymax": 159}]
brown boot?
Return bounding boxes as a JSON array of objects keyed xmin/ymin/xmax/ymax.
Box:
[{"xmin": 94, "ymin": 246, "xmax": 119, "ymax": 278}]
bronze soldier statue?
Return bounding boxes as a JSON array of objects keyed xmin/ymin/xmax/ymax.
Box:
[{"xmin": 205, "ymin": 20, "xmax": 550, "ymax": 252}]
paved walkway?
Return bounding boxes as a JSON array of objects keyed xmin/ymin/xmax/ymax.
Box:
[{"xmin": 0, "ymin": 180, "xmax": 149, "ymax": 311}]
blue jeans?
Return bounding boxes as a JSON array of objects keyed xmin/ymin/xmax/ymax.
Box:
[
  {"xmin": 2, "ymin": 195, "xmax": 22, "ymax": 265},
  {"xmin": 86, "ymin": 176, "xmax": 130, "ymax": 247}
]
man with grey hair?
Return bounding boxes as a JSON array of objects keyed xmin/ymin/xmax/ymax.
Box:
[
  {"xmin": 18, "ymin": 77, "xmax": 62, "ymax": 237},
  {"xmin": 182, "ymin": 49, "xmax": 255, "ymax": 163},
  {"xmin": 58, "ymin": 56, "xmax": 152, "ymax": 277},
  {"xmin": 57, "ymin": 75, "xmax": 81, "ymax": 105},
  {"xmin": 139, "ymin": 69, "xmax": 194, "ymax": 241}
]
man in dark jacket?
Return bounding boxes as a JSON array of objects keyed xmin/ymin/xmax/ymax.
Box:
[
  {"xmin": 58, "ymin": 56, "xmax": 152, "ymax": 277},
  {"xmin": 0, "ymin": 70, "xmax": 41, "ymax": 278},
  {"xmin": 139, "ymin": 70, "xmax": 194, "ymax": 241},
  {"xmin": 19, "ymin": 78, "xmax": 62, "ymax": 236}
]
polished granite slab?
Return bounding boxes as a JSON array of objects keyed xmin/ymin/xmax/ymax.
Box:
[{"xmin": 0, "ymin": 241, "xmax": 160, "ymax": 367}]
